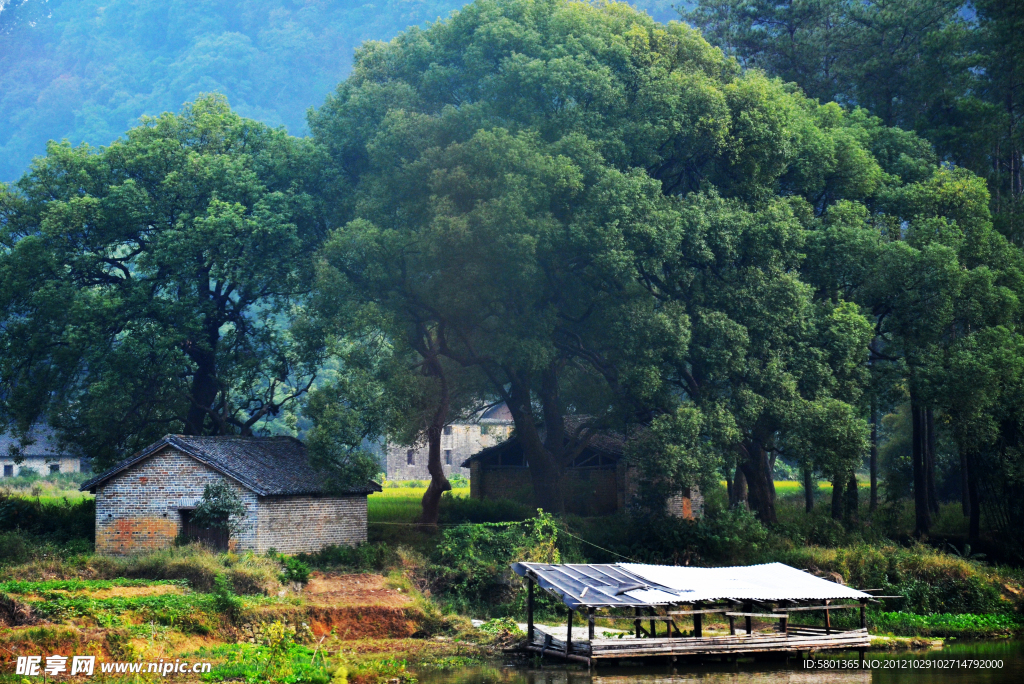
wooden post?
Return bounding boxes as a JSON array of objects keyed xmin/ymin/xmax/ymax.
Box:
[
  {"xmin": 566, "ymin": 608, "xmax": 573, "ymax": 656},
  {"xmin": 693, "ymin": 602, "xmax": 702, "ymax": 638},
  {"xmin": 527, "ymin": 578, "xmax": 535, "ymax": 643},
  {"xmin": 825, "ymin": 600, "xmax": 832, "ymax": 635},
  {"xmin": 634, "ymin": 607, "xmax": 642, "ymax": 638},
  {"xmin": 779, "ymin": 601, "xmax": 788, "ymax": 635},
  {"xmin": 744, "ymin": 601, "xmax": 752, "ymax": 635},
  {"xmin": 649, "ymin": 608, "xmax": 657, "ymax": 639},
  {"xmin": 860, "ymin": 599, "xmax": 867, "ymax": 630},
  {"xmin": 588, "ymin": 607, "xmax": 595, "ymax": 641},
  {"xmin": 728, "ymin": 612, "xmax": 736, "ymax": 635}
]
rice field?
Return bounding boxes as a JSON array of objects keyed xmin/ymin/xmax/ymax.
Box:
[{"xmin": 368, "ymin": 482, "xmax": 469, "ymax": 523}]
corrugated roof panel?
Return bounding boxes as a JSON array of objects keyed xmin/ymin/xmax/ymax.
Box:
[
  {"xmin": 512, "ymin": 561, "xmax": 871, "ymax": 609},
  {"xmin": 618, "ymin": 562, "xmax": 871, "ymax": 602}
]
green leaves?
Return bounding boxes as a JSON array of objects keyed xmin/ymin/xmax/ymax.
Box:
[{"xmin": 0, "ymin": 95, "xmax": 327, "ymax": 468}]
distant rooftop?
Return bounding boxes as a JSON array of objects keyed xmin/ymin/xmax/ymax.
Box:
[{"xmin": 0, "ymin": 424, "xmax": 79, "ymax": 460}]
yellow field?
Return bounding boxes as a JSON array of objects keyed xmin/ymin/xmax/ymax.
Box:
[{"xmin": 368, "ymin": 483, "xmax": 468, "ymax": 523}]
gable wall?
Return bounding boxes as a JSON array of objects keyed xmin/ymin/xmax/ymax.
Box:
[
  {"xmin": 94, "ymin": 446, "xmax": 258, "ymax": 554},
  {"xmin": 256, "ymin": 495, "xmax": 368, "ymax": 553},
  {"xmin": 1, "ymin": 456, "xmax": 80, "ymax": 477}
]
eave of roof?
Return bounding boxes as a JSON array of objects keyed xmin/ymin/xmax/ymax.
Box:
[{"xmin": 80, "ymin": 435, "xmax": 381, "ymax": 497}]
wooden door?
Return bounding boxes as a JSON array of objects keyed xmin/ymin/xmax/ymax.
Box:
[{"xmin": 179, "ymin": 510, "xmax": 229, "ymax": 551}]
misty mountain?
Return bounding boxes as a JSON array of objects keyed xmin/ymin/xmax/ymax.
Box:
[{"xmin": 0, "ymin": 0, "xmax": 679, "ymax": 181}]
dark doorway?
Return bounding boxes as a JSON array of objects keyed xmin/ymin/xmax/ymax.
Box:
[
  {"xmin": 178, "ymin": 509, "xmax": 229, "ymax": 551},
  {"xmin": 3, "ymin": 465, "xmax": 12, "ymax": 477}
]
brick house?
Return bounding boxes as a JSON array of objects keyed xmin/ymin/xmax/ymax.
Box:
[
  {"xmin": 381, "ymin": 403, "xmax": 514, "ymax": 480},
  {"xmin": 1, "ymin": 424, "xmax": 83, "ymax": 477},
  {"xmin": 81, "ymin": 435, "xmax": 381, "ymax": 555},
  {"xmin": 463, "ymin": 424, "xmax": 702, "ymax": 518}
]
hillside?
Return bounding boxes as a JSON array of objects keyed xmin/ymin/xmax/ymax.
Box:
[{"xmin": 0, "ymin": 0, "xmax": 678, "ymax": 182}]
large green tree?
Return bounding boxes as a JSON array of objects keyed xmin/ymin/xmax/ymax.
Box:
[
  {"xmin": 307, "ymin": 0, "xmax": 925, "ymax": 521},
  {"xmin": 0, "ymin": 95, "xmax": 328, "ymax": 468},
  {"xmin": 685, "ymin": 0, "xmax": 1024, "ymax": 247}
]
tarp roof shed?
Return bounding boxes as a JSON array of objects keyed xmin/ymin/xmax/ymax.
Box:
[{"xmin": 511, "ymin": 562, "xmax": 872, "ymax": 610}]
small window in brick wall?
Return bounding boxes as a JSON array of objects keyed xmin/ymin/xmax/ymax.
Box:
[
  {"xmin": 443, "ymin": 426, "xmax": 452, "ymax": 435},
  {"xmin": 49, "ymin": 463, "xmax": 60, "ymax": 474},
  {"xmin": 444, "ymin": 449, "xmax": 452, "ymax": 465},
  {"xmin": 407, "ymin": 449, "xmax": 415, "ymax": 465}
]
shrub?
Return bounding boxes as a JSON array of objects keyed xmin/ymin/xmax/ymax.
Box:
[
  {"xmin": 0, "ymin": 494, "xmax": 94, "ymax": 545},
  {"xmin": 212, "ymin": 573, "xmax": 242, "ymax": 620},
  {"xmin": 280, "ymin": 556, "xmax": 311, "ymax": 585},
  {"xmin": 298, "ymin": 542, "xmax": 401, "ymax": 572},
  {"xmin": 0, "ymin": 530, "xmax": 34, "ymax": 565},
  {"xmin": 428, "ymin": 511, "xmax": 561, "ymax": 614},
  {"xmin": 437, "ymin": 494, "xmax": 532, "ymax": 524}
]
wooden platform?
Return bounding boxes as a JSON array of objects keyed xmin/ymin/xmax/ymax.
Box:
[{"xmin": 524, "ymin": 627, "xmax": 870, "ymax": 664}]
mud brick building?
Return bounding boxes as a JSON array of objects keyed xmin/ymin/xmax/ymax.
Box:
[
  {"xmin": 463, "ymin": 422, "xmax": 702, "ymax": 518},
  {"xmin": 381, "ymin": 403, "xmax": 514, "ymax": 481},
  {"xmin": 1, "ymin": 424, "xmax": 83, "ymax": 477},
  {"xmin": 81, "ymin": 435, "xmax": 380, "ymax": 555}
]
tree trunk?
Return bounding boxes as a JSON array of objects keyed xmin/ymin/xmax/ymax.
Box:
[
  {"xmin": 869, "ymin": 405, "xmax": 878, "ymax": 512},
  {"xmin": 960, "ymin": 451, "xmax": 971, "ymax": 517},
  {"xmin": 831, "ymin": 472, "xmax": 843, "ymax": 520},
  {"xmin": 506, "ymin": 373, "xmax": 563, "ymax": 513},
  {"xmin": 803, "ymin": 467, "xmax": 815, "ymax": 513},
  {"xmin": 419, "ymin": 359, "xmax": 452, "ymax": 527},
  {"xmin": 726, "ymin": 464, "xmax": 734, "ymax": 504},
  {"xmin": 844, "ymin": 471, "xmax": 858, "ymax": 524},
  {"xmin": 184, "ymin": 343, "xmax": 220, "ymax": 435},
  {"xmin": 740, "ymin": 442, "xmax": 776, "ymax": 523},
  {"xmin": 732, "ymin": 466, "xmax": 748, "ymax": 508},
  {"xmin": 966, "ymin": 452, "xmax": 981, "ymax": 544},
  {"xmin": 911, "ymin": 402, "xmax": 931, "ymax": 536},
  {"xmin": 926, "ymin": 409, "xmax": 939, "ymax": 514}
]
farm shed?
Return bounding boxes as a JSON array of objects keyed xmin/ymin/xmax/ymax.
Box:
[
  {"xmin": 462, "ymin": 423, "xmax": 702, "ymax": 518},
  {"xmin": 81, "ymin": 435, "xmax": 380, "ymax": 555},
  {"xmin": 513, "ymin": 561, "xmax": 875, "ymax": 664}
]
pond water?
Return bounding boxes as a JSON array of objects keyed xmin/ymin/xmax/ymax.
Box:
[{"xmin": 420, "ymin": 641, "xmax": 1023, "ymax": 684}]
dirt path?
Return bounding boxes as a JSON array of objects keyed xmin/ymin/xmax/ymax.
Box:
[{"xmin": 303, "ymin": 572, "xmax": 413, "ymax": 608}]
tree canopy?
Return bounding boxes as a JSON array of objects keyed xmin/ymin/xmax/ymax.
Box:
[
  {"xmin": 304, "ymin": 0, "xmax": 992, "ymax": 520},
  {"xmin": 0, "ymin": 95, "xmax": 328, "ymax": 469}
]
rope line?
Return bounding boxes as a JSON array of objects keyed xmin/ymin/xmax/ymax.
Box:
[{"xmin": 367, "ymin": 520, "xmax": 640, "ymax": 562}]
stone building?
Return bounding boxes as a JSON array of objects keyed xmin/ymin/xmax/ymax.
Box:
[
  {"xmin": 81, "ymin": 434, "xmax": 380, "ymax": 555},
  {"xmin": 382, "ymin": 404, "xmax": 513, "ymax": 480},
  {"xmin": 1, "ymin": 424, "xmax": 83, "ymax": 478},
  {"xmin": 463, "ymin": 423, "xmax": 702, "ymax": 518}
]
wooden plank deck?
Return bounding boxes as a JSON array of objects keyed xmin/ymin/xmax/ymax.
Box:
[{"xmin": 526, "ymin": 627, "xmax": 870, "ymax": 662}]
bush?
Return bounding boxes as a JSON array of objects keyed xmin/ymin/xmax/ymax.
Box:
[
  {"xmin": 438, "ymin": 495, "xmax": 532, "ymax": 524},
  {"xmin": 212, "ymin": 573, "xmax": 243, "ymax": 620},
  {"xmin": 428, "ymin": 512, "xmax": 561, "ymax": 614},
  {"xmin": 118, "ymin": 545, "xmax": 281, "ymax": 594},
  {"xmin": 298, "ymin": 543, "xmax": 401, "ymax": 572},
  {"xmin": 280, "ymin": 556, "xmax": 311, "ymax": 585},
  {"xmin": 0, "ymin": 494, "xmax": 94, "ymax": 545}
]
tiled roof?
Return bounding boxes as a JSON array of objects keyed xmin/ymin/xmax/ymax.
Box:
[
  {"xmin": 0, "ymin": 424, "xmax": 79, "ymax": 460},
  {"xmin": 461, "ymin": 416, "xmax": 625, "ymax": 467},
  {"xmin": 80, "ymin": 435, "xmax": 382, "ymax": 497}
]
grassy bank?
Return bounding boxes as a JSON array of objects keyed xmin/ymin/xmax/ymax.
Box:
[
  {"xmin": 0, "ymin": 480, "xmax": 1022, "ymax": 683},
  {"xmin": 0, "ymin": 544, "xmax": 517, "ymax": 684}
]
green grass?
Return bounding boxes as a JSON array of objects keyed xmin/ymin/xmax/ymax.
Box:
[
  {"xmin": 870, "ymin": 611, "xmax": 1024, "ymax": 638},
  {"xmin": 0, "ymin": 578, "xmax": 186, "ymax": 594}
]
